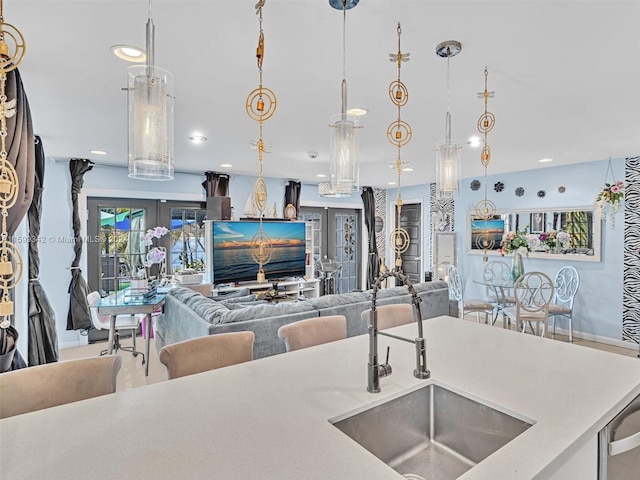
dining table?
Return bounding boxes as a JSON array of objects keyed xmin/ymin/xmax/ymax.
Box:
[{"xmin": 94, "ymin": 289, "xmax": 166, "ymax": 376}]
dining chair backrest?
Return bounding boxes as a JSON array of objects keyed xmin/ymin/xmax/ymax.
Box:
[
  {"xmin": 554, "ymin": 266, "xmax": 579, "ymax": 307},
  {"xmin": 87, "ymin": 290, "xmax": 107, "ymax": 331},
  {"xmin": 277, "ymin": 315, "xmax": 347, "ymax": 352},
  {"xmin": 446, "ymin": 264, "xmax": 463, "ymax": 302},
  {"xmin": 361, "ymin": 304, "xmax": 414, "ymax": 331},
  {"xmin": 0, "ymin": 356, "xmax": 121, "ymax": 419},
  {"xmin": 514, "ymin": 271, "xmax": 555, "ymax": 315},
  {"xmin": 483, "ymin": 261, "xmax": 511, "ymax": 286},
  {"xmin": 159, "ymin": 331, "xmax": 255, "ymax": 379}
]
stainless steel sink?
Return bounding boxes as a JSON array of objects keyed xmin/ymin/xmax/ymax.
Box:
[{"xmin": 332, "ymin": 384, "xmax": 532, "ymax": 480}]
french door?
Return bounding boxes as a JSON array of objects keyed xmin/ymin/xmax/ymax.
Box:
[
  {"xmin": 299, "ymin": 207, "xmax": 361, "ymax": 294},
  {"xmin": 87, "ymin": 198, "xmax": 206, "ymax": 296}
]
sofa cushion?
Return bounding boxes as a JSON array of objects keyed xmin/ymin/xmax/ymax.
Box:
[
  {"xmin": 213, "ymin": 288, "xmax": 251, "ymax": 299},
  {"xmin": 223, "ymin": 300, "xmax": 269, "ymax": 310},
  {"xmin": 186, "ymin": 296, "xmax": 230, "ymax": 324},
  {"xmin": 220, "ymin": 294, "xmax": 257, "ymax": 304},
  {"xmin": 306, "ymin": 291, "xmax": 370, "ymax": 309},
  {"xmin": 168, "ymin": 286, "xmax": 203, "ymax": 303},
  {"xmin": 219, "ymin": 300, "xmax": 316, "ymax": 324}
]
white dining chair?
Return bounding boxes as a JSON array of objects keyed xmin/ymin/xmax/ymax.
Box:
[
  {"xmin": 549, "ymin": 266, "xmax": 580, "ymax": 342},
  {"xmin": 88, "ymin": 291, "xmax": 145, "ymax": 363},
  {"xmin": 447, "ymin": 264, "xmax": 494, "ymax": 324},
  {"xmin": 503, "ymin": 271, "xmax": 555, "ymax": 337},
  {"xmin": 482, "ymin": 260, "xmax": 515, "ymax": 324}
]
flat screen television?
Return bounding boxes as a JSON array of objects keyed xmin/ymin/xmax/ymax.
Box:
[{"xmin": 207, "ymin": 220, "xmax": 307, "ymax": 285}]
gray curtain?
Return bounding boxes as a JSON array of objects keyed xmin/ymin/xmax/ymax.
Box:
[
  {"xmin": 66, "ymin": 159, "xmax": 94, "ymax": 331},
  {"xmin": 202, "ymin": 171, "xmax": 229, "ymax": 197},
  {"xmin": 283, "ymin": 180, "xmax": 301, "ymax": 219},
  {"xmin": 27, "ymin": 136, "xmax": 58, "ymax": 365},
  {"xmin": 361, "ymin": 186, "xmax": 379, "ymax": 289},
  {"xmin": 0, "ymin": 66, "xmax": 35, "ymax": 372}
]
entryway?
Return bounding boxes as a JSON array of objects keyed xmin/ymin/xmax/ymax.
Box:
[{"xmin": 299, "ymin": 207, "xmax": 361, "ymax": 294}]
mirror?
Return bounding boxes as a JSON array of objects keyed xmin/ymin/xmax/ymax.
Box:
[
  {"xmin": 467, "ymin": 206, "xmax": 601, "ymax": 262},
  {"xmin": 434, "ymin": 232, "xmax": 457, "ymax": 281}
]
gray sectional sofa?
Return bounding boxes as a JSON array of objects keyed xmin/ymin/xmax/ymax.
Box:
[{"xmin": 155, "ymin": 281, "xmax": 454, "ymax": 360}]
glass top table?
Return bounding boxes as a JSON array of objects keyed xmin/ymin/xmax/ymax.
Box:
[{"xmin": 94, "ymin": 290, "xmax": 166, "ymax": 376}]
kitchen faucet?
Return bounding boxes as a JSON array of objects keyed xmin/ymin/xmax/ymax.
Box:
[{"xmin": 367, "ymin": 269, "xmax": 430, "ymax": 393}]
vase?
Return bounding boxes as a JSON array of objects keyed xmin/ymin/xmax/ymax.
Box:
[{"xmin": 511, "ymin": 252, "xmax": 524, "ymax": 282}]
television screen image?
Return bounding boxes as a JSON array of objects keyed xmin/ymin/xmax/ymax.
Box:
[
  {"xmin": 470, "ymin": 217, "xmax": 505, "ymax": 251},
  {"xmin": 211, "ymin": 221, "xmax": 306, "ymax": 285}
]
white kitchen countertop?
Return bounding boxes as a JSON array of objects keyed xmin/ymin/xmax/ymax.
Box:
[{"xmin": 2, "ymin": 317, "xmax": 640, "ymax": 479}]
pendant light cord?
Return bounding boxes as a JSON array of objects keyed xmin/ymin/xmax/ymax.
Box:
[{"xmin": 445, "ymin": 53, "xmax": 451, "ymax": 143}]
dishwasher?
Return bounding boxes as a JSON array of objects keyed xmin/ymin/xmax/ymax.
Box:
[{"xmin": 598, "ymin": 392, "xmax": 640, "ymax": 479}]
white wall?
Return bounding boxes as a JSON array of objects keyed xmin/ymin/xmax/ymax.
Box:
[{"xmin": 454, "ymin": 157, "xmax": 626, "ymax": 344}]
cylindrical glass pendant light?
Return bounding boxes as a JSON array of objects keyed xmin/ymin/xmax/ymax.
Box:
[
  {"xmin": 328, "ymin": 0, "xmax": 360, "ymax": 197},
  {"xmin": 127, "ymin": 64, "xmax": 174, "ymax": 180},
  {"xmin": 329, "ymin": 109, "xmax": 359, "ymax": 196},
  {"xmin": 435, "ymin": 40, "xmax": 462, "ymax": 196},
  {"xmin": 127, "ymin": 5, "xmax": 174, "ymax": 181}
]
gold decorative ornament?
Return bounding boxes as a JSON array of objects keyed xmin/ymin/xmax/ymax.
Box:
[
  {"xmin": 246, "ymin": 0, "xmax": 276, "ymax": 282},
  {"xmin": 386, "ymin": 23, "xmax": 411, "ymax": 271},
  {"xmin": 474, "ymin": 67, "xmax": 496, "ymax": 262},
  {"xmin": 0, "ymin": 1, "xmax": 24, "ymax": 318}
]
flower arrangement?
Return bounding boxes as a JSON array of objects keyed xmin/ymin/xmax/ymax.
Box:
[
  {"xmin": 557, "ymin": 231, "xmax": 571, "ymax": 249},
  {"xmin": 498, "ymin": 229, "xmax": 532, "ymax": 256},
  {"xmin": 131, "ymin": 226, "xmax": 169, "ymax": 280},
  {"xmin": 595, "ymin": 180, "xmax": 624, "ymax": 228}
]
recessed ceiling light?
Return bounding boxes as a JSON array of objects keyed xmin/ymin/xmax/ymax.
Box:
[
  {"xmin": 110, "ymin": 44, "xmax": 146, "ymax": 63},
  {"xmin": 539, "ymin": 158, "xmax": 553, "ymax": 163},
  {"xmin": 89, "ymin": 150, "xmax": 107, "ymax": 155},
  {"xmin": 467, "ymin": 136, "xmax": 482, "ymax": 148},
  {"xmin": 316, "ymin": 173, "xmax": 327, "ymax": 178},
  {"xmin": 388, "ymin": 181, "xmax": 396, "ymax": 185},
  {"xmin": 403, "ymin": 166, "xmax": 414, "ymax": 172},
  {"xmin": 347, "ymin": 107, "xmax": 368, "ymax": 116},
  {"xmin": 188, "ymin": 135, "xmax": 207, "ymax": 143},
  {"xmin": 220, "ymin": 163, "xmax": 233, "ymax": 168}
]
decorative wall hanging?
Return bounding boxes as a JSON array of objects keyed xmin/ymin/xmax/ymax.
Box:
[
  {"xmin": 328, "ymin": 0, "xmax": 361, "ymax": 197},
  {"xmin": 494, "ymin": 182, "xmax": 504, "ymax": 193},
  {"xmin": 515, "ymin": 187, "xmax": 525, "ymax": 197},
  {"xmin": 435, "ymin": 40, "xmax": 462, "ymax": 196},
  {"xmin": 246, "ymin": 0, "xmax": 277, "ymax": 282},
  {"xmin": 595, "ymin": 157, "xmax": 625, "ymax": 229},
  {"xmin": 558, "ymin": 186, "xmax": 566, "ymax": 193},
  {"xmin": 470, "ymin": 180, "xmax": 481, "ymax": 191},
  {"xmin": 387, "ymin": 23, "xmax": 411, "ymax": 271},
  {"xmin": 0, "ymin": 2, "xmax": 25, "ymax": 323},
  {"xmin": 127, "ymin": 0, "xmax": 174, "ymax": 180},
  {"xmin": 537, "ymin": 190, "xmax": 546, "ymax": 198},
  {"xmin": 473, "ymin": 67, "xmax": 496, "ymax": 261}
]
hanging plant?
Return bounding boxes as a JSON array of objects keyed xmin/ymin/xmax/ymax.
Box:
[{"xmin": 595, "ymin": 158, "xmax": 624, "ymax": 229}]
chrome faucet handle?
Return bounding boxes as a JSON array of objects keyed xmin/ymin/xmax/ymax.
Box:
[{"xmin": 379, "ymin": 346, "xmax": 392, "ymax": 377}]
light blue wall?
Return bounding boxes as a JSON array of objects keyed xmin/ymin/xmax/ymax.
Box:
[
  {"xmin": 26, "ymin": 157, "xmax": 625, "ymax": 349},
  {"xmin": 454, "ymin": 157, "xmax": 625, "ymax": 341}
]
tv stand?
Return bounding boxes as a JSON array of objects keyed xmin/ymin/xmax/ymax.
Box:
[{"xmin": 213, "ymin": 278, "xmax": 320, "ymax": 299}]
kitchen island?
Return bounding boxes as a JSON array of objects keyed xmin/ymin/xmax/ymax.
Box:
[{"xmin": 2, "ymin": 317, "xmax": 640, "ymax": 479}]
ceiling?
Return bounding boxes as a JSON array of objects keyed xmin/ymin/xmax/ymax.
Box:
[{"xmin": 7, "ymin": 0, "xmax": 640, "ymax": 188}]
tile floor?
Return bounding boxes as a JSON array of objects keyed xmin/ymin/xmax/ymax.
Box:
[{"xmin": 59, "ymin": 316, "xmax": 640, "ymax": 393}]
